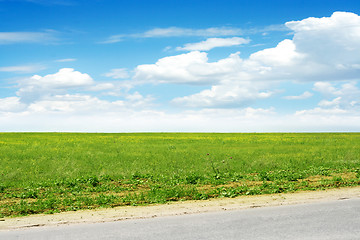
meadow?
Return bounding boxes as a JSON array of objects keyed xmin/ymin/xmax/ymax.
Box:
[{"xmin": 1, "ymin": 132, "xmax": 360, "ymax": 217}]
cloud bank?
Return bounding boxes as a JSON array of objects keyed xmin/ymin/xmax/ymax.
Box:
[
  {"xmin": 1, "ymin": 12, "xmax": 360, "ymax": 131},
  {"xmin": 134, "ymin": 12, "xmax": 360, "ymax": 111}
]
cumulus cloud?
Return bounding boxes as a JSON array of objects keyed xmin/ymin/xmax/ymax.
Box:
[
  {"xmin": 134, "ymin": 11, "xmax": 360, "ymax": 108},
  {"xmin": 0, "ymin": 67, "xmax": 154, "ymax": 116},
  {"xmin": 17, "ymin": 68, "xmax": 94, "ymax": 103},
  {"xmin": 2, "ymin": 12, "xmax": 360, "ymax": 131},
  {"xmin": 124, "ymin": 92, "xmax": 155, "ymax": 108},
  {"xmin": 176, "ymin": 37, "xmax": 250, "ymax": 51},
  {"xmin": 133, "ymin": 37, "xmax": 305, "ymax": 85},
  {"xmin": 0, "ymin": 97, "xmax": 27, "ymax": 112},
  {"xmin": 133, "ymin": 41, "xmax": 302, "ymax": 107},
  {"xmin": 318, "ymin": 97, "xmax": 342, "ymax": 108},
  {"xmin": 134, "ymin": 51, "xmax": 220, "ymax": 85},
  {"xmin": 296, "ymin": 81, "xmax": 360, "ymax": 116},
  {"xmin": 172, "ymin": 82, "xmax": 272, "ymax": 108},
  {"xmin": 249, "ymin": 39, "xmax": 304, "ymax": 67},
  {"xmin": 313, "ymin": 81, "xmax": 360, "ymax": 98},
  {"xmin": 285, "ymin": 11, "xmax": 360, "ymax": 80},
  {"xmin": 313, "ymin": 82, "xmax": 337, "ymax": 96},
  {"xmin": 26, "ymin": 68, "xmax": 93, "ymax": 88},
  {"xmin": 133, "ymin": 38, "xmax": 303, "ymax": 87},
  {"xmin": 313, "ymin": 81, "xmax": 360, "ymax": 109}
]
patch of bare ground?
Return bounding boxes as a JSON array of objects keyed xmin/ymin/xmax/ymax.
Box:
[{"xmin": 1, "ymin": 186, "xmax": 359, "ymax": 231}]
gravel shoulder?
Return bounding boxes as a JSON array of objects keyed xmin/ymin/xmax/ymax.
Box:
[{"xmin": 1, "ymin": 186, "xmax": 360, "ymax": 231}]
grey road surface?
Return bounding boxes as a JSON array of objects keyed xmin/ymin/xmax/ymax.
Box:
[{"xmin": 1, "ymin": 198, "xmax": 359, "ymax": 240}]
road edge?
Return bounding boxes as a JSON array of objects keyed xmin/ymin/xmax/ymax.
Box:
[{"xmin": 1, "ymin": 186, "xmax": 360, "ymax": 231}]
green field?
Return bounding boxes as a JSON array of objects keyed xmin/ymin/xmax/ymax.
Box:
[{"xmin": 1, "ymin": 132, "xmax": 360, "ymax": 217}]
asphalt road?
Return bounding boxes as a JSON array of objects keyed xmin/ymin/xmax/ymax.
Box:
[{"xmin": 1, "ymin": 198, "xmax": 359, "ymax": 240}]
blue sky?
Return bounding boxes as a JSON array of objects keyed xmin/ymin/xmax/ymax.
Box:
[{"xmin": 1, "ymin": 0, "xmax": 360, "ymax": 132}]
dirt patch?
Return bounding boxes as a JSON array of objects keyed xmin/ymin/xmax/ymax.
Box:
[{"xmin": 1, "ymin": 186, "xmax": 359, "ymax": 231}]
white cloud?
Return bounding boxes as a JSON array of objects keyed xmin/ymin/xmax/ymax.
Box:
[
  {"xmin": 55, "ymin": 58, "xmax": 77, "ymax": 62},
  {"xmin": 295, "ymin": 107, "xmax": 348, "ymax": 116},
  {"xmin": 313, "ymin": 81, "xmax": 360, "ymax": 97},
  {"xmin": 249, "ymin": 39, "xmax": 304, "ymax": 67},
  {"xmin": 103, "ymin": 68, "xmax": 129, "ymax": 79},
  {"xmin": 0, "ymin": 97, "xmax": 27, "ymax": 112},
  {"xmin": 104, "ymin": 82, "xmax": 135, "ymax": 96},
  {"xmin": 318, "ymin": 97, "xmax": 342, "ymax": 108},
  {"xmin": 284, "ymin": 91, "xmax": 313, "ymax": 100},
  {"xmin": 25, "ymin": 68, "xmax": 93, "ymax": 89},
  {"xmin": 296, "ymin": 81, "xmax": 360, "ymax": 117},
  {"xmin": 87, "ymin": 83, "xmax": 115, "ymax": 91},
  {"xmin": 24, "ymin": 93, "xmax": 152, "ymax": 114},
  {"xmin": 0, "ymin": 31, "xmax": 58, "ymax": 44},
  {"xmin": 134, "ymin": 51, "xmax": 218, "ymax": 85},
  {"xmin": 17, "ymin": 68, "xmax": 94, "ymax": 103},
  {"xmin": 0, "ymin": 105, "xmax": 275, "ymax": 132},
  {"xmin": 285, "ymin": 12, "xmax": 360, "ymax": 80},
  {"xmin": 313, "ymin": 81, "xmax": 360, "ymax": 110},
  {"xmin": 85, "ymin": 80, "xmax": 135, "ymax": 97},
  {"xmin": 134, "ymin": 51, "xmax": 261, "ymax": 86},
  {"xmin": 124, "ymin": 92, "xmax": 155, "ymax": 108},
  {"xmin": 102, "ymin": 27, "xmax": 245, "ymax": 43},
  {"xmin": 2, "ymin": 106, "xmax": 360, "ymax": 132},
  {"xmin": 172, "ymin": 82, "xmax": 272, "ymax": 108},
  {"xmin": 133, "ymin": 39, "xmax": 304, "ymax": 87},
  {"xmin": 0, "ymin": 90, "xmax": 154, "ymax": 114},
  {"xmin": 286, "ymin": 11, "xmax": 360, "ymax": 33},
  {"xmin": 176, "ymin": 37, "xmax": 250, "ymax": 51},
  {"xmin": 313, "ymin": 82, "xmax": 337, "ymax": 96},
  {"xmin": 0, "ymin": 66, "xmax": 154, "ymax": 115},
  {"xmin": 100, "ymin": 35, "xmax": 123, "ymax": 44},
  {"xmin": 101, "ymin": 25, "xmax": 289, "ymax": 44},
  {"xmin": 0, "ymin": 64, "xmax": 46, "ymax": 73},
  {"xmin": 27, "ymin": 94, "xmax": 112, "ymax": 113},
  {"xmin": 134, "ymin": 12, "xmax": 360, "ymax": 109},
  {"xmin": 141, "ymin": 27, "xmax": 244, "ymax": 38},
  {"xmin": 2, "ymin": 12, "xmax": 360, "ymax": 132}
]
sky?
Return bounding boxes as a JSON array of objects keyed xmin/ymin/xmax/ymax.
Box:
[{"xmin": 1, "ymin": 0, "xmax": 360, "ymax": 132}]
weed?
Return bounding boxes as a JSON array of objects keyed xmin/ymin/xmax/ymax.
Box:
[
  {"xmin": 19, "ymin": 189, "xmax": 39, "ymax": 199},
  {"xmin": 0, "ymin": 184, "xmax": 6, "ymax": 193},
  {"xmin": 185, "ymin": 174, "xmax": 203, "ymax": 184}
]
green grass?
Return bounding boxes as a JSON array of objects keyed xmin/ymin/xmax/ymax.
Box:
[{"xmin": 1, "ymin": 132, "xmax": 360, "ymax": 217}]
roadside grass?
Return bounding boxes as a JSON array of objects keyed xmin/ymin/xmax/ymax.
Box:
[{"xmin": 1, "ymin": 133, "xmax": 360, "ymax": 217}]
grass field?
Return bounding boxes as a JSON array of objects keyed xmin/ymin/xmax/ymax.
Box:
[{"xmin": 1, "ymin": 132, "xmax": 360, "ymax": 217}]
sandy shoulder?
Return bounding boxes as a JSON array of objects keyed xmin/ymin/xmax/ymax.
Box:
[{"xmin": 1, "ymin": 186, "xmax": 360, "ymax": 231}]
